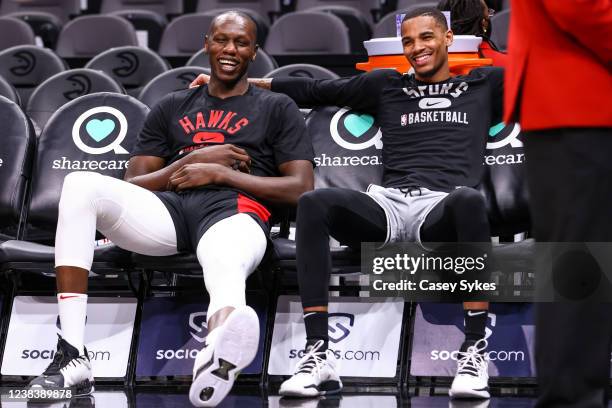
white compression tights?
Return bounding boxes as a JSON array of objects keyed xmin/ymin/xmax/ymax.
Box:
[{"xmin": 55, "ymin": 171, "xmax": 267, "ymax": 318}]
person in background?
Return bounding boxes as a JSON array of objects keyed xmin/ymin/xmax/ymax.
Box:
[
  {"xmin": 438, "ymin": 0, "xmax": 507, "ymax": 66},
  {"xmin": 505, "ymin": 1, "xmax": 612, "ymax": 406}
]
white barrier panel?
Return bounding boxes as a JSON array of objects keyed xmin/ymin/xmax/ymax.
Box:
[
  {"xmin": 1, "ymin": 296, "xmax": 136, "ymax": 377},
  {"xmin": 268, "ymin": 296, "xmax": 404, "ymax": 378}
]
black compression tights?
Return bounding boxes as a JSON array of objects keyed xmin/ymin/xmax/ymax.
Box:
[{"xmin": 296, "ymin": 187, "xmax": 490, "ymax": 308}]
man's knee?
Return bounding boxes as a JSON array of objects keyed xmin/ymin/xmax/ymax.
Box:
[
  {"xmin": 59, "ymin": 171, "xmax": 103, "ymax": 208},
  {"xmin": 297, "ymin": 189, "xmax": 336, "ymax": 224},
  {"xmin": 448, "ymin": 188, "xmax": 487, "ymax": 214}
]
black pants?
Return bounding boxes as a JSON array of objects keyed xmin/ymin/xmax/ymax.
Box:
[
  {"xmin": 296, "ymin": 186, "xmax": 490, "ymax": 308},
  {"xmin": 525, "ymin": 128, "xmax": 612, "ymax": 408}
]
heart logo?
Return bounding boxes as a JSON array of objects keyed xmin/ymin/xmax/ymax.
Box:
[
  {"xmin": 343, "ymin": 113, "xmax": 374, "ymax": 138},
  {"xmin": 85, "ymin": 119, "xmax": 115, "ymax": 142}
]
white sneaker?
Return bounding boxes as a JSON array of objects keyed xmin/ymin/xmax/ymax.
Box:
[
  {"xmin": 279, "ymin": 340, "xmax": 342, "ymax": 397},
  {"xmin": 449, "ymin": 339, "xmax": 490, "ymax": 399},
  {"xmin": 28, "ymin": 335, "xmax": 94, "ymax": 397},
  {"xmin": 189, "ymin": 306, "xmax": 259, "ymax": 407}
]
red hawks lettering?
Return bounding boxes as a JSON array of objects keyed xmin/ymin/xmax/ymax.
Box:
[{"xmin": 178, "ymin": 110, "xmax": 249, "ymax": 135}]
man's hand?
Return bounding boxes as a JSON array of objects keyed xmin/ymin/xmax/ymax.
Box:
[
  {"xmin": 189, "ymin": 73, "xmax": 210, "ymax": 88},
  {"xmin": 168, "ymin": 163, "xmax": 229, "ymax": 191},
  {"xmin": 187, "ymin": 144, "xmax": 251, "ymax": 173}
]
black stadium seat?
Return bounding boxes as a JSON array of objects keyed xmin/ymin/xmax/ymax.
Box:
[
  {"xmin": 297, "ymin": 0, "xmax": 380, "ymax": 25},
  {"xmin": 195, "ymin": 0, "xmax": 279, "ymax": 24},
  {"xmin": 137, "ymin": 66, "xmax": 209, "ymax": 107},
  {"xmin": 158, "ymin": 13, "xmax": 215, "ymax": 57},
  {"xmin": 0, "ymin": 92, "xmax": 149, "ymax": 272},
  {"xmin": 0, "ymin": 45, "xmax": 66, "ymax": 108},
  {"xmin": 373, "ymin": 3, "xmax": 437, "ymax": 38},
  {"xmin": 0, "ymin": 96, "xmax": 35, "ymax": 241},
  {"xmin": 187, "ymin": 48, "xmax": 277, "ymax": 78},
  {"xmin": 55, "ymin": 15, "xmax": 139, "ymax": 58},
  {"xmin": 26, "ymin": 68, "xmax": 125, "ymax": 132},
  {"xmin": 263, "ymin": 63, "xmax": 340, "ymax": 80},
  {"xmin": 85, "ymin": 46, "xmax": 170, "ymax": 97},
  {"xmin": 305, "ymin": 5, "xmax": 372, "ymax": 54},
  {"xmin": 108, "ymin": 10, "xmax": 167, "ymax": 50},
  {"xmin": 0, "ymin": 0, "xmax": 79, "ymax": 24},
  {"xmin": 265, "ymin": 11, "xmax": 351, "ymax": 55},
  {"xmin": 490, "ymin": 8, "xmax": 510, "ymax": 52},
  {"xmin": 0, "ymin": 76, "xmax": 20, "ymax": 105},
  {"xmin": 0, "ymin": 17, "xmax": 36, "ymax": 51}
]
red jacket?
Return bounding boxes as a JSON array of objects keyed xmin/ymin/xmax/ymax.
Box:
[
  {"xmin": 504, "ymin": 0, "xmax": 612, "ymax": 131},
  {"xmin": 479, "ymin": 41, "xmax": 508, "ymax": 68}
]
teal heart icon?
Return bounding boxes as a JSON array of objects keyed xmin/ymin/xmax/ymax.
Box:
[
  {"xmin": 344, "ymin": 113, "xmax": 374, "ymax": 138},
  {"xmin": 85, "ymin": 119, "xmax": 115, "ymax": 142},
  {"xmin": 489, "ymin": 122, "xmax": 506, "ymax": 137}
]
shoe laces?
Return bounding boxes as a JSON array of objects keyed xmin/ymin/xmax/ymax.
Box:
[
  {"xmin": 457, "ymin": 338, "xmax": 488, "ymax": 377},
  {"xmin": 295, "ymin": 340, "xmax": 327, "ymax": 375}
]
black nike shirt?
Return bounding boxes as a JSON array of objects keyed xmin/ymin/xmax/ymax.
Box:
[
  {"xmin": 272, "ymin": 67, "xmax": 504, "ymax": 192},
  {"xmin": 131, "ymin": 84, "xmax": 314, "ymax": 180}
]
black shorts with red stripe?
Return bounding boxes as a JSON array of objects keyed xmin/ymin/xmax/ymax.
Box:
[{"xmin": 154, "ymin": 187, "xmax": 271, "ymax": 252}]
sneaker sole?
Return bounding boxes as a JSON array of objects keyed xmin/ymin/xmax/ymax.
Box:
[
  {"xmin": 280, "ymin": 379, "xmax": 343, "ymax": 397},
  {"xmin": 449, "ymin": 388, "xmax": 490, "ymax": 399},
  {"xmin": 189, "ymin": 306, "xmax": 259, "ymax": 407}
]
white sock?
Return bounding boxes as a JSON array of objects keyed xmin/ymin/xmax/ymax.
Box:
[{"xmin": 57, "ymin": 293, "xmax": 88, "ymax": 355}]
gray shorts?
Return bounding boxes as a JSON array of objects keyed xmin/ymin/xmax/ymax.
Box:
[{"xmin": 364, "ymin": 184, "xmax": 448, "ymax": 249}]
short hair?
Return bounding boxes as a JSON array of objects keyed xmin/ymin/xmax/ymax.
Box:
[
  {"xmin": 437, "ymin": 0, "xmax": 484, "ymax": 35},
  {"xmin": 207, "ymin": 10, "xmax": 258, "ymax": 42},
  {"xmin": 401, "ymin": 6, "xmax": 449, "ymax": 31}
]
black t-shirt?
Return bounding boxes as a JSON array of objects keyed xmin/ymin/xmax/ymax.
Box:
[
  {"xmin": 132, "ymin": 84, "xmax": 314, "ymax": 181},
  {"xmin": 272, "ymin": 67, "xmax": 504, "ymax": 192}
]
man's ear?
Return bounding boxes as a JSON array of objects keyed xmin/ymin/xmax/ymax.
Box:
[
  {"xmin": 252, "ymin": 44, "xmax": 259, "ymax": 61},
  {"xmin": 445, "ymin": 29, "xmax": 454, "ymax": 48},
  {"xmin": 203, "ymin": 35, "xmax": 209, "ymax": 53}
]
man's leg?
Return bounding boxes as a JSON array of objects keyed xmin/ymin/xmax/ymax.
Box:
[
  {"xmin": 280, "ymin": 188, "xmax": 387, "ymax": 397},
  {"xmin": 190, "ymin": 213, "xmax": 267, "ymax": 408},
  {"xmin": 421, "ymin": 187, "xmax": 491, "ymax": 399},
  {"xmin": 525, "ymin": 128, "xmax": 612, "ymax": 408},
  {"xmin": 31, "ymin": 171, "xmax": 179, "ymax": 394}
]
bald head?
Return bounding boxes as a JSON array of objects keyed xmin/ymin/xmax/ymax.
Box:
[{"xmin": 208, "ymin": 11, "xmax": 258, "ymax": 43}]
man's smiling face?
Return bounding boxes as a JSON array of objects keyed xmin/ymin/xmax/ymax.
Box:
[{"xmin": 401, "ymin": 15, "xmax": 453, "ymax": 82}]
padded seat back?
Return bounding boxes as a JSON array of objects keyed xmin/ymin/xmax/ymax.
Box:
[
  {"xmin": 137, "ymin": 66, "xmax": 209, "ymax": 107},
  {"xmin": 85, "ymin": 46, "xmax": 170, "ymax": 95},
  {"xmin": 0, "ymin": 17, "xmax": 36, "ymax": 51},
  {"xmin": 27, "ymin": 68, "xmax": 125, "ymax": 131},
  {"xmin": 0, "ymin": 75, "xmax": 20, "ymax": 105},
  {"xmin": 265, "ymin": 11, "xmax": 351, "ymax": 54},
  {"xmin": 479, "ymin": 122, "xmax": 530, "ymax": 235},
  {"xmin": 27, "ymin": 93, "xmax": 149, "ymax": 229},
  {"xmin": 55, "ymin": 15, "xmax": 139, "ymax": 58},
  {"xmin": 0, "ymin": 96, "xmax": 35, "ymax": 234},
  {"xmin": 0, "ymin": 45, "xmax": 66, "ymax": 107},
  {"xmin": 305, "ymin": 106, "xmax": 383, "ymax": 191},
  {"xmin": 158, "ymin": 13, "xmax": 215, "ymax": 57}
]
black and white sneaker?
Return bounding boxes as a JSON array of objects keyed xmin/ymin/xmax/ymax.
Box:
[
  {"xmin": 189, "ymin": 306, "xmax": 260, "ymax": 407},
  {"xmin": 449, "ymin": 339, "xmax": 490, "ymax": 399},
  {"xmin": 279, "ymin": 340, "xmax": 342, "ymax": 398},
  {"xmin": 28, "ymin": 335, "xmax": 94, "ymax": 397}
]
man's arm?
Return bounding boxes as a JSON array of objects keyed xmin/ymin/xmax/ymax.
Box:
[
  {"xmin": 167, "ymin": 160, "xmax": 314, "ymax": 205},
  {"xmin": 542, "ymin": 0, "xmax": 612, "ymax": 65},
  {"xmin": 124, "ymin": 145, "xmax": 251, "ymax": 191},
  {"xmin": 191, "ymin": 71, "xmax": 388, "ymax": 112}
]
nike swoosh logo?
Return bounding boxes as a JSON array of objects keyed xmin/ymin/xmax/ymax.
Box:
[
  {"xmin": 303, "ymin": 312, "xmax": 317, "ymax": 318},
  {"xmin": 59, "ymin": 295, "xmax": 79, "ymax": 300},
  {"xmin": 44, "ymin": 379, "xmax": 55, "ymax": 384},
  {"xmin": 467, "ymin": 311, "xmax": 486, "ymax": 317},
  {"xmin": 425, "ymin": 101, "xmax": 442, "ymax": 107}
]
